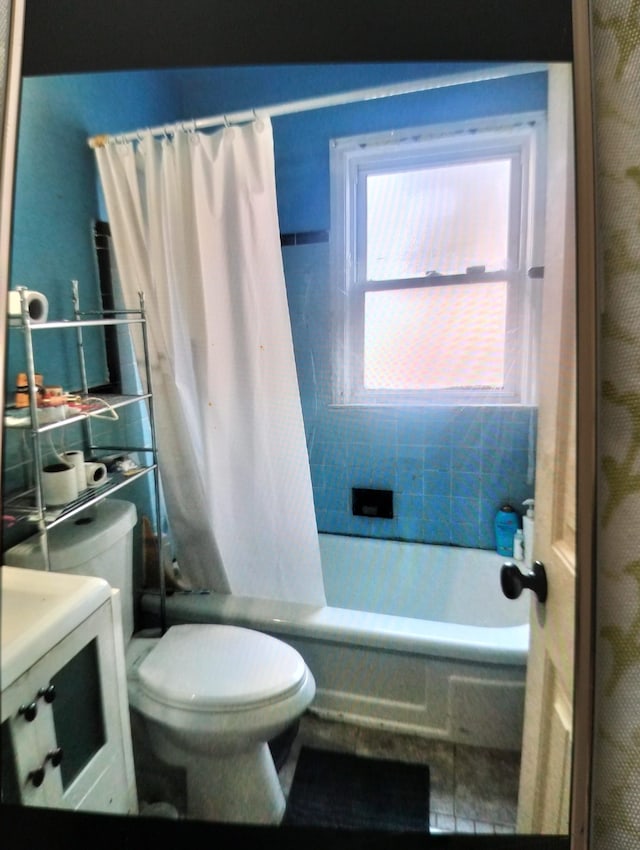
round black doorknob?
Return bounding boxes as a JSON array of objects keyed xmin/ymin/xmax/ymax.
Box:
[
  {"xmin": 46, "ymin": 747, "xmax": 64, "ymax": 767},
  {"xmin": 500, "ymin": 560, "xmax": 548, "ymax": 603},
  {"xmin": 38, "ymin": 684, "xmax": 56, "ymax": 703},
  {"xmin": 28, "ymin": 767, "xmax": 45, "ymax": 788},
  {"xmin": 18, "ymin": 702, "xmax": 38, "ymax": 722}
]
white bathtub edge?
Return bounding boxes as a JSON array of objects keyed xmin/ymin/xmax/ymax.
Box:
[{"xmin": 145, "ymin": 591, "xmax": 529, "ymax": 667}]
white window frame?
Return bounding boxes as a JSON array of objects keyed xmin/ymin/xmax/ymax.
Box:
[{"xmin": 330, "ymin": 111, "xmax": 547, "ymax": 406}]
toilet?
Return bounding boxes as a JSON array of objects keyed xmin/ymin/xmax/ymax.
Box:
[{"xmin": 4, "ymin": 499, "xmax": 316, "ymax": 825}]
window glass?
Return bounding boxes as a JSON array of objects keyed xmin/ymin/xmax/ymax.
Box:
[
  {"xmin": 365, "ymin": 158, "xmax": 512, "ymax": 280},
  {"xmin": 363, "ymin": 281, "xmax": 508, "ymax": 390},
  {"xmin": 52, "ymin": 639, "xmax": 105, "ymax": 789}
]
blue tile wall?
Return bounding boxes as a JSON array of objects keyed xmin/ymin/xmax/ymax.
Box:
[{"xmin": 284, "ymin": 240, "xmax": 536, "ymax": 551}]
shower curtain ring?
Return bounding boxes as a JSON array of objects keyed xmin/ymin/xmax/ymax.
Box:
[
  {"xmin": 189, "ymin": 120, "xmax": 200, "ymax": 143},
  {"xmin": 223, "ymin": 115, "xmax": 231, "ymax": 128},
  {"xmin": 253, "ymin": 108, "xmax": 265, "ymax": 130}
]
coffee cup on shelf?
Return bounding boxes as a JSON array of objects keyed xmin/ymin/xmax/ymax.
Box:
[{"xmin": 41, "ymin": 463, "xmax": 78, "ymax": 506}]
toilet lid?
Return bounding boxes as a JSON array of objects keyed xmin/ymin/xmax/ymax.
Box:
[{"xmin": 137, "ymin": 624, "xmax": 308, "ymax": 711}]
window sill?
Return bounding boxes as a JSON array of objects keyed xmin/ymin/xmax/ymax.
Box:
[{"xmin": 328, "ymin": 401, "xmax": 536, "ymax": 410}]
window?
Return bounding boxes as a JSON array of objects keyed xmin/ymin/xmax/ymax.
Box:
[{"xmin": 330, "ymin": 113, "xmax": 546, "ymax": 405}]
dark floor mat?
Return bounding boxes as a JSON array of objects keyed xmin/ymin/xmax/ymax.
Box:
[{"xmin": 282, "ymin": 746, "xmax": 430, "ymax": 832}]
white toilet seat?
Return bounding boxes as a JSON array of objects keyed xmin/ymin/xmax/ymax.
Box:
[
  {"xmin": 127, "ymin": 623, "xmax": 315, "ymax": 744},
  {"xmin": 138, "ymin": 624, "xmax": 308, "ymax": 711}
]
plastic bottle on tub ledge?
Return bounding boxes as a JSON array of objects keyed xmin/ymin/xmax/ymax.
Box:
[
  {"xmin": 495, "ymin": 504, "xmax": 519, "ymax": 557},
  {"xmin": 522, "ymin": 498, "xmax": 535, "ymax": 567},
  {"xmin": 513, "ymin": 528, "xmax": 525, "ymax": 561}
]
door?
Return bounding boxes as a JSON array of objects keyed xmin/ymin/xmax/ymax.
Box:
[{"xmin": 516, "ymin": 65, "xmax": 576, "ymax": 833}]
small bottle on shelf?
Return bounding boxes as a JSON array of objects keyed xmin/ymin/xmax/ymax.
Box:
[{"xmin": 15, "ymin": 372, "xmax": 43, "ymax": 408}]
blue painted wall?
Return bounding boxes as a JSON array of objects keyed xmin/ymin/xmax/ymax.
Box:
[
  {"xmin": 8, "ymin": 70, "xmax": 182, "ymax": 392},
  {"xmin": 3, "ymin": 70, "xmax": 180, "ymax": 547},
  {"xmin": 178, "ymin": 63, "xmax": 547, "ymax": 234},
  {"xmin": 4, "ymin": 63, "xmax": 541, "ymax": 551}
]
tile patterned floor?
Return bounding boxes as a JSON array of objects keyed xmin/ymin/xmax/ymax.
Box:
[{"xmin": 280, "ymin": 712, "xmax": 520, "ymax": 835}]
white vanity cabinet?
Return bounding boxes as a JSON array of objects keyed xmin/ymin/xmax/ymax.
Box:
[{"xmin": 1, "ymin": 567, "xmax": 137, "ymax": 814}]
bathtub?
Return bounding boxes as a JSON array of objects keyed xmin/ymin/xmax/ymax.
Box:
[{"xmin": 141, "ymin": 533, "xmax": 529, "ymax": 751}]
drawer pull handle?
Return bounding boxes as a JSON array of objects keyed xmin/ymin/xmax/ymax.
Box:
[
  {"xmin": 37, "ymin": 684, "xmax": 56, "ymax": 703},
  {"xmin": 46, "ymin": 747, "xmax": 64, "ymax": 768},
  {"xmin": 18, "ymin": 702, "xmax": 38, "ymax": 722},
  {"xmin": 27, "ymin": 767, "xmax": 45, "ymax": 788}
]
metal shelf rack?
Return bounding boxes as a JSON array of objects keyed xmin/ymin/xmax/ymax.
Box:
[{"xmin": 5, "ymin": 281, "xmax": 166, "ymax": 628}]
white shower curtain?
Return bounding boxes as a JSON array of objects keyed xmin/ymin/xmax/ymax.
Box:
[{"xmin": 95, "ymin": 119, "xmax": 326, "ymax": 605}]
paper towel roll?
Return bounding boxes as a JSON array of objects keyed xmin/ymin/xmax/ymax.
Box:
[
  {"xmin": 8, "ymin": 289, "xmax": 49, "ymax": 323},
  {"xmin": 61, "ymin": 450, "xmax": 86, "ymax": 491},
  {"xmin": 42, "ymin": 463, "xmax": 78, "ymax": 506},
  {"xmin": 85, "ymin": 461, "xmax": 107, "ymax": 488}
]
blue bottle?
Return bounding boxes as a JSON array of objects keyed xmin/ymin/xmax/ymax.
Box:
[{"xmin": 495, "ymin": 504, "xmax": 519, "ymax": 557}]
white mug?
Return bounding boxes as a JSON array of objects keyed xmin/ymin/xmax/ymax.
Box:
[{"xmin": 42, "ymin": 463, "xmax": 78, "ymax": 506}]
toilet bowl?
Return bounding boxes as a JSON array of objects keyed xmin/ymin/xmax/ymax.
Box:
[
  {"xmin": 126, "ymin": 624, "xmax": 315, "ymax": 823},
  {"xmin": 5, "ymin": 499, "xmax": 316, "ymax": 825}
]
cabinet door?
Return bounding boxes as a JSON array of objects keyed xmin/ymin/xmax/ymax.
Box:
[
  {"xmin": 2, "ymin": 599, "xmax": 136, "ymax": 814},
  {"xmin": 1, "ymin": 666, "xmax": 61, "ymax": 808}
]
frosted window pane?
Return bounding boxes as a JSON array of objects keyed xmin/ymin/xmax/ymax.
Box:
[
  {"xmin": 366, "ymin": 159, "xmax": 511, "ymax": 280},
  {"xmin": 364, "ymin": 282, "xmax": 508, "ymax": 390}
]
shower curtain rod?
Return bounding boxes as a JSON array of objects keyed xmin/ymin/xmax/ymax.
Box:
[{"xmin": 87, "ymin": 62, "xmax": 547, "ymax": 148}]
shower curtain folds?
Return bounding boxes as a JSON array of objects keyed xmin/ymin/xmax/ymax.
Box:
[{"xmin": 95, "ymin": 119, "xmax": 326, "ymax": 606}]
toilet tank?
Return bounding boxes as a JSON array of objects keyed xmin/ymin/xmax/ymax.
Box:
[{"xmin": 4, "ymin": 499, "xmax": 138, "ymax": 641}]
